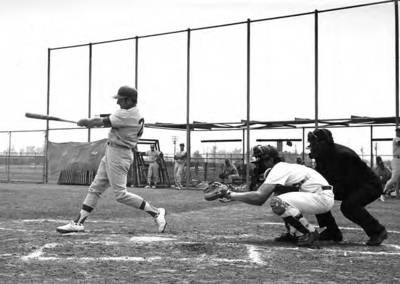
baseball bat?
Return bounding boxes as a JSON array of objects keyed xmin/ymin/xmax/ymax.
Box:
[{"xmin": 25, "ymin": 112, "xmax": 77, "ymax": 124}]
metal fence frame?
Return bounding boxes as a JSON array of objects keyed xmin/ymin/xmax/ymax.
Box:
[{"xmin": 40, "ymin": 0, "xmax": 399, "ymax": 185}]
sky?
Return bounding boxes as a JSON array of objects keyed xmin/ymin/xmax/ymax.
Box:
[{"xmin": 0, "ymin": 0, "xmax": 398, "ymax": 160}]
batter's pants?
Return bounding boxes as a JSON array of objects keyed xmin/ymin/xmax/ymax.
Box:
[{"xmin": 87, "ymin": 145, "xmax": 143, "ymax": 208}]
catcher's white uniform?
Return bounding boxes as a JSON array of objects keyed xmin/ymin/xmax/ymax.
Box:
[{"xmin": 265, "ymin": 162, "xmax": 334, "ymax": 215}]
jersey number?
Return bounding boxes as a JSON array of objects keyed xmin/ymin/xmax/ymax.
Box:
[{"xmin": 138, "ymin": 118, "xmax": 144, "ymax": 137}]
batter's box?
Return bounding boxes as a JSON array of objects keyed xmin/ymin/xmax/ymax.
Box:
[{"xmin": 21, "ymin": 235, "xmax": 259, "ymax": 265}]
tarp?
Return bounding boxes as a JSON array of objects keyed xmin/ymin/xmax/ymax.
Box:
[{"xmin": 48, "ymin": 139, "xmax": 107, "ymax": 184}]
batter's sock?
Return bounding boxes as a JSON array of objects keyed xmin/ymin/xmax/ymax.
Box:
[
  {"xmin": 139, "ymin": 200, "xmax": 159, "ymax": 217},
  {"xmin": 74, "ymin": 204, "xmax": 93, "ymax": 224}
]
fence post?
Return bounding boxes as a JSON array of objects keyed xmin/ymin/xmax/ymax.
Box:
[{"xmin": 7, "ymin": 131, "xmax": 11, "ymax": 182}]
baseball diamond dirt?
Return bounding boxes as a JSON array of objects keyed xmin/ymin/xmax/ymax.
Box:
[{"xmin": 0, "ymin": 183, "xmax": 399, "ymax": 283}]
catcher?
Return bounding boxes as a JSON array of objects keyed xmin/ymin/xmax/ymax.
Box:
[{"xmin": 204, "ymin": 145, "xmax": 334, "ymax": 247}]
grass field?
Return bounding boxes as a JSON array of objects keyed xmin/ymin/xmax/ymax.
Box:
[{"xmin": 1, "ymin": 183, "xmax": 400, "ymax": 283}]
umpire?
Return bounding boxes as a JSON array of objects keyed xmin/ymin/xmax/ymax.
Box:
[{"xmin": 308, "ymin": 128, "xmax": 387, "ymax": 246}]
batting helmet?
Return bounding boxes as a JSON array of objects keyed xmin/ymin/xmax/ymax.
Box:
[{"xmin": 114, "ymin": 86, "xmax": 138, "ymax": 101}]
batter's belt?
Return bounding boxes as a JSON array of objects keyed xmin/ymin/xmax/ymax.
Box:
[{"xmin": 107, "ymin": 141, "xmax": 131, "ymax": 150}]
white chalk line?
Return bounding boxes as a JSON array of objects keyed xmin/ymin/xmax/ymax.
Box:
[
  {"xmin": 259, "ymin": 222, "xmax": 400, "ymax": 234},
  {"xmin": 20, "ymin": 242, "xmax": 248, "ymax": 264},
  {"xmin": 252, "ymin": 243, "xmax": 400, "ymax": 256},
  {"xmin": 15, "ymin": 219, "xmax": 123, "ymax": 224},
  {"xmin": 246, "ymin": 245, "xmax": 266, "ymax": 265},
  {"xmin": 0, "ymin": 227, "xmax": 47, "ymax": 233},
  {"xmin": 21, "ymin": 243, "xmax": 58, "ymax": 261},
  {"xmin": 129, "ymin": 236, "xmax": 176, "ymax": 242}
]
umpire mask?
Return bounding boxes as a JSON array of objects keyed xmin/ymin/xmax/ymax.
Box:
[{"xmin": 307, "ymin": 129, "xmax": 334, "ymax": 159}]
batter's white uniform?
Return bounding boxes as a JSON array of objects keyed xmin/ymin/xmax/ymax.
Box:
[
  {"xmin": 265, "ymin": 162, "xmax": 334, "ymax": 215},
  {"xmin": 88, "ymin": 107, "xmax": 144, "ymax": 207},
  {"xmin": 146, "ymin": 149, "xmax": 160, "ymax": 185},
  {"xmin": 174, "ymin": 150, "xmax": 186, "ymax": 186}
]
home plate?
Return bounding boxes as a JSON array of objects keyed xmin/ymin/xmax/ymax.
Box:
[{"xmin": 129, "ymin": 236, "xmax": 176, "ymax": 243}]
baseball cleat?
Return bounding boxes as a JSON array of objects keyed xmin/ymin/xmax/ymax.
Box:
[
  {"xmin": 319, "ymin": 228, "xmax": 343, "ymax": 242},
  {"xmin": 366, "ymin": 228, "xmax": 388, "ymax": 246},
  {"xmin": 274, "ymin": 232, "xmax": 299, "ymax": 243},
  {"xmin": 297, "ymin": 230, "xmax": 319, "ymax": 247},
  {"xmin": 56, "ymin": 221, "xmax": 84, "ymax": 234},
  {"xmin": 154, "ymin": 208, "xmax": 167, "ymax": 233}
]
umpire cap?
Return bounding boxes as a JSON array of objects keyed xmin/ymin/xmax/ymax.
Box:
[
  {"xmin": 114, "ymin": 86, "xmax": 137, "ymax": 101},
  {"xmin": 308, "ymin": 128, "xmax": 334, "ymax": 144}
]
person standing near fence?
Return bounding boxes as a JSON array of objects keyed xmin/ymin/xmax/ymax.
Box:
[
  {"xmin": 219, "ymin": 159, "xmax": 239, "ymax": 184},
  {"xmin": 373, "ymin": 156, "xmax": 392, "ymax": 201},
  {"xmin": 173, "ymin": 143, "xmax": 186, "ymax": 190},
  {"xmin": 144, "ymin": 144, "xmax": 162, "ymax": 189},
  {"xmin": 383, "ymin": 127, "xmax": 400, "ymax": 199},
  {"xmin": 56, "ymin": 86, "xmax": 167, "ymax": 234}
]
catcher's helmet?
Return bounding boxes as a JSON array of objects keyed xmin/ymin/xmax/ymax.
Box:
[{"xmin": 252, "ymin": 145, "xmax": 279, "ymax": 161}]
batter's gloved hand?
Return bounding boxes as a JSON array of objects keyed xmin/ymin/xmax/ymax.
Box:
[
  {"xmin": 77, "ymin": 119, "xmax": 90, "ymax": 127},
  {"xmin": 203, "ymin": 182, "xmax": 231, "ymax": 201}
]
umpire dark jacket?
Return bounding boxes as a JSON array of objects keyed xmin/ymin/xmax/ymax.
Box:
[{"xmin": 313, "ymin": 143, "xmax": 382, "ymax": 200}]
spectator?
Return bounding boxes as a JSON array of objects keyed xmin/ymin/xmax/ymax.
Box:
[
  {"xmin": 219, "ymin": 159, "xmax": 240, "ymax": 184},
  {"xmin": 383, "ymin": 127, "xmax": 400, "ymax": 198},
  {"xmin": 174, "ymin": 143, "xmax": 187, "ymax": 190},
  {"xmin": 144, "ymin": 144, "xmax": 162, "ymax": 189},
  {"xmin": 373, "ymin": 156, "xmax": 391, "ymax": 201}
]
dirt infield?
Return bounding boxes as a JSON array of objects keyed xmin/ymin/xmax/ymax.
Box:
[{"xmin": 1, "ymin": 183, "xmax": 400, "ymax": 283}]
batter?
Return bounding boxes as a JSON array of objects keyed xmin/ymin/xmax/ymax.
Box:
[{"xmin": 56, "ymin": 86, "xmax": 167, "ymax": 234}]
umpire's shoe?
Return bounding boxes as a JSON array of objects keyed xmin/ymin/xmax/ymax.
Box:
[
  {"xmin": 155, "ymin": 208, "xmax": 167, "ymax": 233},
  {"xmin": 319, "ymin": 228, "xmax": 343, "ymax": 242},
  {"xmin": 297, "ymin": 230, "xmax": 319, "ymax": 247},
  {"xmin": 274, "ymin": 232, "xmax": 298, "ymax": 244},
  {"xmin": 56, "ymin": 221, "xmax": 84, "ymax": 234},
  {"xmin": 366, "ymin": 228, "xmax": 388, "ymax": 246}
]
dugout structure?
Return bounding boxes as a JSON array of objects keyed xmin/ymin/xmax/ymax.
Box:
[{"xmin": 42, "ymin": 0, "xmax": 400, "ymax": 185}]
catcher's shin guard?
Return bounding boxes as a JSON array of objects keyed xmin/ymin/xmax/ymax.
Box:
[{"xmin": 283, "ymin": 216, "xmax": 309, "ymax": 234}]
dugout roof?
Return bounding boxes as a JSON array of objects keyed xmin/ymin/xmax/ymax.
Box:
[{"xmin": 146, "ymin": 116, "xmax": 399, "ymax": 131}]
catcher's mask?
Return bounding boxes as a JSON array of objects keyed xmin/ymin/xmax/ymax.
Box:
[{"xmin": 252, "ymin": 145, "xmax": 279, "ymax": 162}]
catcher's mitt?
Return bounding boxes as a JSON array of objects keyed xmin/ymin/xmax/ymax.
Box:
[{"xmin": 203, "ymin": 182, "xmax": 231, "ymax": 201}]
